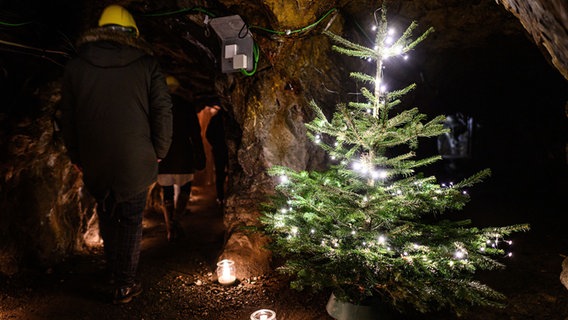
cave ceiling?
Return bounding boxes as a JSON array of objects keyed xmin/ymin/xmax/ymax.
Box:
[{"xmin": 1, "ymin": 0, "xmax": 566, "ymax": 110}]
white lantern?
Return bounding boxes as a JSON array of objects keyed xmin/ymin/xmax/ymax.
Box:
[
  {"xmin": 216, "ymin": 259, "xmax": 236, "ymax": 286},
  {"xmin": 250, "ymin": 309, "xmax": 276, "ymax": 320}
]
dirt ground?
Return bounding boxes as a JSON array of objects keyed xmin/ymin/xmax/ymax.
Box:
[{"xmin": 1, "ymin": 174, "xmax": 567, "ymax": 320}]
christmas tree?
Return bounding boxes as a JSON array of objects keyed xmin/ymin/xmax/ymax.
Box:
[{"xmin": 261, "ymin": 6, "xmax": 529, "ymax": 315}]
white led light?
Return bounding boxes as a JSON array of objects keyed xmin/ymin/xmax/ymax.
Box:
[
  {"xmin": 352, "ymin": 161, "xmax": 362, "ymax": 171},
  {"xmin": 291, "ymin": 226, "xmax": 298, "ymax": 236},
  {"xmin": 454, "ymin": 250, "xmax": 465, "ymax": 259},
  {"xmin": 393, "ymin": 45, "xmax": 403, "ymax": 55}
]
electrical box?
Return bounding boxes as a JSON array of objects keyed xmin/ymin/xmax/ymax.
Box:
[{"xmin": 210, "ymin": 15, "xmax": 254, "ymax": 73}]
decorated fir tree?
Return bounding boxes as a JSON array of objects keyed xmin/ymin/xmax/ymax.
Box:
[{"xmin": 261, "ymin": 7, "xmax": 528, "ymax": 315}]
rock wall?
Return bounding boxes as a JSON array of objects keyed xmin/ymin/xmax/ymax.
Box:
[
  {"xmin": 497, "ymin": 0, "xmax": 568, "ymax": 80},
  {"xmin": 0, "ymin": 82, "xmax": 94, "ymax": 275}
]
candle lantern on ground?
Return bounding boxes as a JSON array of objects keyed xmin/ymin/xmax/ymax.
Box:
[
  {"xmin": 216, "ymin": 259, "xmax": 236, "ymax": 286},
  {"xmin": 250, "ymin": 309, "xmax": 276, "ymax": 320}
]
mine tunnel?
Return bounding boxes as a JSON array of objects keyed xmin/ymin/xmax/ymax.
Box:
[{"xmin": 0, "ymin": 0, "xmax": 567, "ymax": 319}]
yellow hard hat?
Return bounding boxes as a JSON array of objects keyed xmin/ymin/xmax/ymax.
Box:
[
  {"xmin": 166, "ymin": 76, "xmax": 180, "ymax": 91},
  {"xmin": 98, "ymin": 5, "xmax": 139, "ymax": 37}
]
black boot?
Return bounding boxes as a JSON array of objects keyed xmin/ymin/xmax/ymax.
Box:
[{"xmin": 169, "ymin": 191, "xmax": 188, "ymax": 241}]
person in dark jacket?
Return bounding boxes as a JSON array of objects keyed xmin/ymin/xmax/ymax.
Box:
[
  {"xmin": 158, "ymin": 76, "xmax": 205, "ymax": 242},
  {"xmin": 59, "ymin": 4, "xmax": 172, "ymax": 304},
  {"xmin": 205, "ymin": 105, "xmax": 228, "ymax": 204}
]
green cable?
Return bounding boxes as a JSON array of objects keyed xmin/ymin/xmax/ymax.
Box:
[
  {"xmin": 142, "ymin": 6, "xmax": 216, "ymax": 18},
  {"xmin": 142, "ymin": 6, "xmax": 337, "ymax": 77},
  {"xmin": 240, "ymin": 8, "xmax": 337, "ymax": 76},
  {"xmin": 0, "ymin": 20, "xmax": 33, "ymax": 27},
  {"xmin": 240, "ymin": 42, "xmax": 259, "ymax": 76},
  {"xmin": 249, "ymin": 8, "xmax": 337, "ymax": 35}
]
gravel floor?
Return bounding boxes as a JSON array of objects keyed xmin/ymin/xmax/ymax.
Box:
[{"xmin": 1, "ymin": 180, "xmax": 567, "ymax": 319}]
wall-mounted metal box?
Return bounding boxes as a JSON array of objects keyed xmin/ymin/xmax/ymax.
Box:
[{"xmin": 210, "ymin": 15, "xmax": 254, "ymax": 73}]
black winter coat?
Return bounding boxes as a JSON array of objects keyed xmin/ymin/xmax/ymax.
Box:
[
  {"xmin": 158, "ymin": 94, "xmax": 205, "ymax": 174},
  {"xmin": 60, "ymin": 28, "xmax": 172, "ymax": 202}
]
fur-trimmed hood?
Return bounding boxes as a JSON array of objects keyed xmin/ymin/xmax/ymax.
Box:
[{"xmin": 76, "ymin": 27, "xmax": 153, "ymax": 68}]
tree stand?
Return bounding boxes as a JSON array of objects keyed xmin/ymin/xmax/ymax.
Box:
[{"xmin": 326, "ymin": 293, "xmax": 393, "ymax": 320}]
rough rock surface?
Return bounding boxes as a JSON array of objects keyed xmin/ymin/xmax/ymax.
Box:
[
  {"xmin": 497, "ymin": 0, "xmax": 568, "ymax": 80},
  {"xmin": 1, "ymin": 0, "xmax": 567, "ymax": 282}
]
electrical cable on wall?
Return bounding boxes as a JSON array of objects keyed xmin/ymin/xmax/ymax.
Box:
[
  {"xmin": 0, "ymin": 20, "xmax": 33, "ymax": 27},
  {"xmin": 249, "ymin": 8, "xmax": 337, "ymax": 37},
  {"xmin": 1, "ymin": 6, "xmax": 340, "ymax": 76},
  {"xmin": 141, "ymin": 6, "xmax": 217, "ymax": 18}
]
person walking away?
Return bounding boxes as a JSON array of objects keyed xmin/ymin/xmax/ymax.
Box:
[
  {"xmin": 158, "ymin": 76, "xmax": 205, "ymax": 242},
  {"xmin": 59, "ymin": 4, "xmax": 172, "ymax": 304},
  {"xmin": 205, "ymin": 105, "xmax": 228, "ymax": 205}
]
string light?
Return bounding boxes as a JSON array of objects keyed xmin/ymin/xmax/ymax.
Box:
[
  {"xmin": 291, "ymin": 226, "xmax": 298, "ymax": 236},
  {"xmin": 392, "ymin": 45, "xmax": 403, "ymax": 55},
  {"xmin": 280, "ymin": 175, "xmax": 289, "ymax": 184},
  {"xmin": 454, "ymin": 250, "xmax": 466, "ymax": 259},
  {"xmin": 352, "ymin": 161, "xmax": 363, "ymax": 171}
]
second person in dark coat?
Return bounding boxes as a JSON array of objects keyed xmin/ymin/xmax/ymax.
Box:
[{"xmin": 157, "ymin": 76, "xmax": 205, "ymax": 241}]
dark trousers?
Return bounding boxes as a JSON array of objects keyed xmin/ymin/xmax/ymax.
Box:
[{"xmin": 97, "ymin": 190, "xmax": 147, "ymax": 287}]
